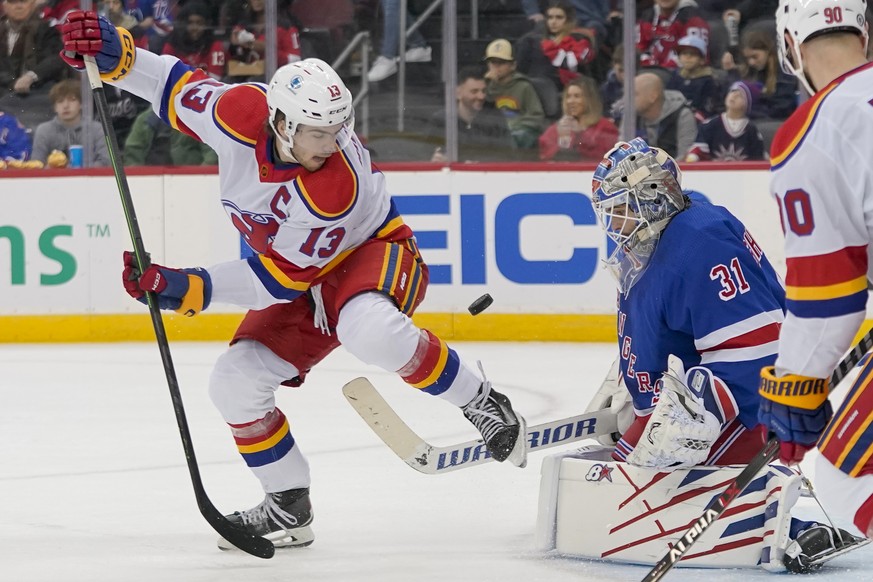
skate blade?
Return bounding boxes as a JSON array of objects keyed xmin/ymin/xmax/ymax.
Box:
[
  {"xmin": 506, "ymin": 415, "xmax": 528, "ymax": 468},
  {"xmin": 807, "ymin": 537, "xmax": 871, "ymax": 569},
  {"xmin": 217, "ymin": 525, "xmax": 315, "ymax": 551}
]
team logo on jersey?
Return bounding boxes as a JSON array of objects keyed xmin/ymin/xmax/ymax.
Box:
[
  {"xmin": 288, "ymin": 75, "xmax": 304, "ymax": 92},
  {"xmin": 222, "ymin": 199, "xmax": 281, "ymax": 253},
  {"xmin": 584, "ymin": 463, "xmax": 614, "ymax": 482}
]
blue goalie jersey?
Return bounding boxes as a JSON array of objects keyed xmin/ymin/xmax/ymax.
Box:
[{"xmin": 617, "ymin": 195, "xmax": 785, "ymax": 429}]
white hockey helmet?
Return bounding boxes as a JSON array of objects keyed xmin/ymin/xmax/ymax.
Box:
[
  {"xmin": 776, "ymin": 0, "xmax": 869, "ymax": 94},
  {"xmin": 267, "ymin": 58, "xmax": 355, "ymax": 158}
]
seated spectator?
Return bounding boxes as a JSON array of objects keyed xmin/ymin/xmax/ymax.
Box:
[
  {"xmin": 428, "ymin": 66, "xmax": 513, "ymax": 163},
  {"xmin": 637, "ymin": 0, "xmax": 710, "ymax": 70},
  {"xmin": 722, "ymin": 27, "xmax": 797, "ymax": 120},
  {"xmin": 161, "ymin": 2, "xmax": 227, "ymax": 80},
  {"xmin": 31, "ymin": 79, "xmax": 110, "ymax": 167},
  {"xmin": 634, "ymin": 71, "xmax": 697, "ymax": 159},
  {"xmin": 124, "ymin": 108, "xmax": 217, "ymax": 166},
  {"xmin": 101, "ymin": 0, "xmax": 149, "ymax": 48},
  {"xmin": 520, "ymin": 0, "xmax": 610, "ymax": 42},
  {"xmin": 367, "ymin": 0, "xmax": 432, "ymax": 82},
  {"xmin": 538, "ymin": 75, "xmax": 618, "ymax": 162},
  {"xmin": 666, "ymin": 35, "xmax": 721, "ymax": 121},
  {"xmin": 685, "ymin": 80, "xmax": 765, "ymax": 162},
  {"xmin": 0, "ymin": 109, "xmax": 32, "ymax": 161},
  {"xmin": 540, "ymin": 1, "xmax": 597, "ymax": 87},
  {"xmin": 0, "ymin": 0, "xmax": 67, "ymax": 97},
  {"xmin": 600, "ymin": 43, "xmax": 625, "ymax": 125},
  {"xmin": 132, "ymin": 0, "xmax": 174, "ymax": 53},
  {"xmin": 516, "ymin": 0, "xmax": 608, "ymax": 91},
  {"xmin": 227, "ymin": 0, "xmax": 301, "ymax": 81},
  {"xmin": 484, "ymin": 39, "xmax": 546, "ymax": 151}
]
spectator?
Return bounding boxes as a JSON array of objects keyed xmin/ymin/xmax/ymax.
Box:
[
  {"xmin": 227, "ymin": 0, "xmax": 301, "ymax": 80},
  {"xmin": 31, "ymin": 79, "xmax": 110, "ymax": 167},
  {"xmin": 428, "ymin": 66, "xmax": 513, "ymax": 163},
  {"xmin": 600, "ymin": 43, "xmax": 626, "ymax": 124},
  {"xmin": 0, "ymin": 0, "xmax": 66, "ymax": 96},
  {"xmin": 685, "ymin": 80, "xmax": 764, "ymax": 162},
  {"xmin": 161, "ymin": 1, "xmax": 227, "ymax": 80},
  {"xmin": 132, "ymin": 0, "xmax": 173, "ymax": 53},
  {"xmin": 104, "ymin": 85, "xmax": 149, "ymax": 146},
  {"xmin": 366, "ymin": 0, "xmax": 432, "ymax": 82},
  {"xmin": 540, "ymin": 1, "xmax": 597, "ymax": 87},
  {"xmin": 637, "ymin": 0, "xmax": 710, "ymax": 70},
  {"xmin": 483, "ymin": 38, "xmax": 546, "ymax": 151},
  {"xmin": 634, "ymin": 71, "xmax": 697, "ymax": 159},
  {"xmin": 101, "ymin": 0, "xmax": 149, "ymax": 48},
  {"xmin": 666, "ymin": 34, "xmax": 721, "ymax": 121},
  {"xmin": 538, "ymin": 75, "xmax": 618, "ymax": 162},
  {"xmin": 0, "ymin": 109, "xmax": 32, "ymax": 161},
  {"xmin": 722, "ymin": 27, "xmax": 797, "ymax": 120},
  {"xmin": 124, "ymin": 108, "xmax": 217, "ymax": 165},
  {"xmin": 521, "ymin": 0, "xmax": 610, "ymax": 42}
]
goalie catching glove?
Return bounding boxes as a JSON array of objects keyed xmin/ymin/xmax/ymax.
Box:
[
  {"xmin": 758, "ymin": 367, "xmax": 833, "ymax": 465},
  {"xmin": 122, "ymin": 251, "xmax": 212, "ymax": 317},
  {"xmin": 59, "ymin": 10, "xmax": 136, "ymax": 82},
  {"xmin": 622, "ymin": 356, "xmax": 730, "ymax": 470}
]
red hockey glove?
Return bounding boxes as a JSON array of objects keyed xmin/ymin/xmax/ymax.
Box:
[
  {"xmin": 59, "ymin": 11, "xmax": 136, "ymax": 81},
  {"xmin": 122, "ymin": 251, "xmax": 212, "ymax": 317}
]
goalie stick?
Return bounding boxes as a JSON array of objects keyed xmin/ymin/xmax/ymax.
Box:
[
  {"xmin": 343, "ymin": 377, "xmax": 618, "ymax": 474},
  {"xmin": 82, "ymin": 57, "xmax": 273, "ymax": 559},
  {"xmin": 641, "ymin": 324, "xmax": 873, "ymax": 582}
]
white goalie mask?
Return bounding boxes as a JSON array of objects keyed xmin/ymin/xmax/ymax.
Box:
[
  {"xmin": 267, "ymin": 58, "xmax": 355, "ymax": 160},
  {"xmin": 592, "ymin": 138, "xmax": 688, "ymax": 295},
  {"xmin": 776, "ymin": 0, "xmax": 869, "ymax": 95}
]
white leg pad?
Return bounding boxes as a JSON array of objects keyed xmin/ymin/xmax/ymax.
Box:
[{"xmin": 536, "ymin": 445, "xmax": 802, "ymax": 569}]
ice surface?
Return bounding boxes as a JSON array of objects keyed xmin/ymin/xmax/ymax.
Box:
[{"xmin": 2, "ymin": 342, "xmax": 871, "ymax": 581}]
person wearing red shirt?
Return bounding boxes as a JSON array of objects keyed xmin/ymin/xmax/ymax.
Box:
[
  {"xmin": 636, "ymin": 0, "xmax": 710, "ymax": 70},
  {"xmin": 538, "ymin": 75, "xmax": 618, "ymax": 161},
  {"xmin": 160, "ymin": 2, "xmax": 226, "ymax": 79}
]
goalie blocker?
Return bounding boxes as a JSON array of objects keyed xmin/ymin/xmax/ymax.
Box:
[{"xmin": 536, "ymin": 445, "xmax": 803, "ymax": 571}]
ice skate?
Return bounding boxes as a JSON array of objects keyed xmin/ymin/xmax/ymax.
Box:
[
  {"xmin": 218, "ymin": 487, "xmax": 314, "ymax": 550},
  {"xmin": 783, "ymin": 524, "xmax": 870, "ymax": 573},
  {"xmin": 462, "ymin": 375, "xmax": 527, "ymax": 468}
]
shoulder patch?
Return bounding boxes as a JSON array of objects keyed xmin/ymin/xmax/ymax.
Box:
[
  {"xmin": 213, "ymin": 84, "xmax": 269, "ymax": 147},
  {"xmin": 293, "ymin": 150, "xmax": 359, "ymax": 220},
  {"xmin": 770, "ymin": 83, "xmax": 838, "ymax": 169}
]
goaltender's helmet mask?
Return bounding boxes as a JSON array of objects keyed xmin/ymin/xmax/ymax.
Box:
[
  {"xmin": 592, "ymin": 137, "xmax": 688, "ymax": 294},
  {"xmin": 267, "ymin": 58, "xmax": 355, "ymax": 159}
]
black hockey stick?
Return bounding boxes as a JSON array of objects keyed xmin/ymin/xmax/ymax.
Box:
[
  {"xmin": 641, "ymin": 325, "xmax": 873, "ymax": 581},
  {"xmin": 82, "ymin": 57, "xmax": 274, "ymax": 559}
]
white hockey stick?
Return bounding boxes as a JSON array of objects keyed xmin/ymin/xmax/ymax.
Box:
[{"xmin": 343, "ymin": 377, "xmax": 618, "ymax": 474}]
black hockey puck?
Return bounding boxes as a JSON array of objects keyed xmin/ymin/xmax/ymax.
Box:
[{"xmin": 468, "ymin": 293, "xmax": 493, "ymax": 315}]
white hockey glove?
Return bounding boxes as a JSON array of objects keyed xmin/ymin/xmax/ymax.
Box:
[
  {"xmin": 584, "ymin": 357, "xmax": 634, "ymax": 446},
  {"xmin": 625, "ymin": 355, "xmax": 722, "ymax": 470}
]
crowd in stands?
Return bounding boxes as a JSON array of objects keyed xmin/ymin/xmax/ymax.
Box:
[{"xmin": 2, "ymin": 0, "xmax": 869, "ymax": 168}]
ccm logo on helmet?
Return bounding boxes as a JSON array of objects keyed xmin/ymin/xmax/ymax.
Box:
[
  {"xmin": 287, "ymin": 75, "xmax": 304, "ymax": 92},
  {"xmin": 329, "ymin": 107, "xmax": 348, "ymax": 115}
]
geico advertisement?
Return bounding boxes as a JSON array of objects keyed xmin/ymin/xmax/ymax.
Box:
[{"xmin": 0, "ymin": 169, "xmax": 783, "ymax": 316}]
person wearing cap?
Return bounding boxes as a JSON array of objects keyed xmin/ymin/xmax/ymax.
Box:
[
  {"xmin": 483, "ymin": 38, "xmax": 546, "ymax": 151},
  {"xmin": 667, "ymin": 34, "xmax": 722, "ymax": 121},
  {"xmin": 685, "ymin": 80, "xmax": 764, "ymax": 162}
]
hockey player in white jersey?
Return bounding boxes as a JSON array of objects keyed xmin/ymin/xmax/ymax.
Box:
[
  {"xmin": 759, "ymin": 0, "xmax": 873, "ymax": 559},
  {"xmin": 572, "ymin": 137, "xmax": 867, "ymax": 571},
  {"xmin": 58, "ymin": 11, "xmax": 527, "ymax": 550}
]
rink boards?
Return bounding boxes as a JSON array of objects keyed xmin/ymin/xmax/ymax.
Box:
[{"xmin": 0, "ymin": 162, "xmax": 803, "ymax": 342}]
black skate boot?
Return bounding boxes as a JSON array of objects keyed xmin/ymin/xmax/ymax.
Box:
[
  {"xmin": 218, "ymin": 487, "xmax": 314, "ymax": 550},
  {"xmin": 462, "ymin": 376, "xmax": 527, "ymax": 468},
  {"xmin": 783, "ymin": 524, "xmax": 869, "ymax": 573}
]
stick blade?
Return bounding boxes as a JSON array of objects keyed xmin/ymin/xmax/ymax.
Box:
[{"xmin": 343, "ymin": 377, "xmax": 435, "ymax": 472}]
